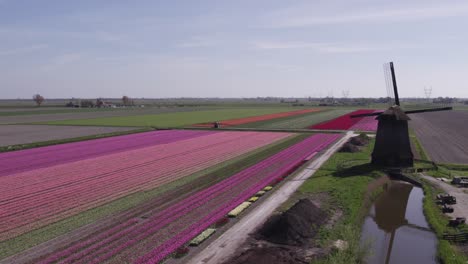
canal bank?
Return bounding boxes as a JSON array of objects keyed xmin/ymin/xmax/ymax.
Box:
[{"xmin": 361, "ymin": 180, "xmax": 437, "ymax": 264}]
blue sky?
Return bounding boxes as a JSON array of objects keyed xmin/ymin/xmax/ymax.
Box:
[{"xmin": 1, "ymin": 0, "xmax": 467, "ymax": 98}]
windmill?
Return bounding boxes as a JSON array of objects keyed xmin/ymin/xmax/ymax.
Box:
[{"xmin": 351, "ymin": 62, "xmax": 452, "ymax": 167}]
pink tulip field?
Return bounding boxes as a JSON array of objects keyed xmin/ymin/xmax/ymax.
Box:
[
  {"xmin": 33, "ymin": 133, "xmax": 339, "ymax": 264},
  {"xmin": 0, "ymin": 129, "xmax": 341, "ymax": 264},
  {"xmin": 0, "ymin": 130, "xmax": 291, "ymax": 239}
]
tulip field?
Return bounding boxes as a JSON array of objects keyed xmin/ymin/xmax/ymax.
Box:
[
  {"xmin": 32, "ymin": 133, "xmax": 339, "ymax": 264},
  {"xmin": 0, "ymin": 130, "xmax": 293, "ymax": 241},
  {"xmin": 309, "ymin": 109, "xmax": 379, "ymax": 131},
  {"xmin": 0, "ymin": 128, "xmax": 341, "ymax": 263},
  {"xmin": 193, "ymin": 108, "xmax": 320, "ymax": 127}
]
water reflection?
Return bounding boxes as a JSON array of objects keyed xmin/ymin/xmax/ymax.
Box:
[{"xmin": 361, "ymin": 181, "xmax": 437, "ymax": 264}]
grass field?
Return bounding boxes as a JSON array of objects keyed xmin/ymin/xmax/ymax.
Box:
[{"xmin": 44, "ymin": 107, "xmax": 304, "ymax": 127}]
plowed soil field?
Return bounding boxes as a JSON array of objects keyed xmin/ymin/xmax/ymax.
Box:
[{"xmin": 410, "ymin": 111, "xmax": 468, "ymax": 164}]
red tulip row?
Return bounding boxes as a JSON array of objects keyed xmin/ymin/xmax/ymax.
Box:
[
  {"xmin": 309, "ymin": 109, "xmax": 376, "ymax": 130},
  {"xmin": 193, "ymin": 109, "xmax": 321, "ymax": 127}
]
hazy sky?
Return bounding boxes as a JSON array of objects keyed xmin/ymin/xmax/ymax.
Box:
[{"xmin": 1, "ymin": 0, "xmax": 467, "ymax": 98}]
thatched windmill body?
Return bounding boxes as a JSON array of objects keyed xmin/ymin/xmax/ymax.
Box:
[{"xmin": 351, "ymin": 62, "xmax": 452, "ymax": 167}]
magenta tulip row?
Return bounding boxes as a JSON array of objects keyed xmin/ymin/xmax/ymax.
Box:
[
  {"xmin": 38, "ymin": 133, "xmax": 340, "ymax": 264},
  {"xmin": 349, "ymin": 110, "xmax": 381, "ymax": 131},
  {"xmin": 136, "ymin": 133, "xmax": 341, "ymax": 264},
  {"xmin": 0, "ymin": 130, "xmax": 215, "ymax": 177},
  {"xmin": 0, "ymin": 131, "xmax": 291, "ymax": 239}
]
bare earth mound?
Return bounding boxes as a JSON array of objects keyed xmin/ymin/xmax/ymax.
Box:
[
  {"xmin": 256, "ymin": 199, "xmax": 327, "ymax": 246},
  {"xmin": 225, "ymin": 199, "xmax": 327, "ymax": 264},
  {"xmin": 410, "ymin": 111, "xmax": 468, "ymax": 164},
  {"xmin": 228, "ymin": 247, "xmax": 307, "ymax": 264},
  {"xmin": 339, "ymin": 134, "xmax": 370, "ymax": 153}
]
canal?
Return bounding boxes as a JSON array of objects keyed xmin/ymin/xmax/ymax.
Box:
[{"xmin": 361, "ymin": 180, "xmax": 437, "ymax": 264}]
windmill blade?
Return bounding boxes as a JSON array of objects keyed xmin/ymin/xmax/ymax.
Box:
[
  {"xmin": 404, "ymin": 106, "xmax": 452, "ymax": 115},
  {"xmin": 350, "ymin": 111, "xmax": 384, "ymax": 118}
]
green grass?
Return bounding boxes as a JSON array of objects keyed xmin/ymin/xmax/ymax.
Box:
[
  {"xmin": 0, "ymin": 133, "xmax": 309, "ymax": 260},
  {"xmin": 295, "ymin": 140, "xmax": 384, "ymax": 263},
  {"xmin": 0, "ymin": 108, "xmax": 118, "ymax": 116},
  {"xmin": 421, "ymin": 181, "xmax": 468, "ymax": 263},
  {"xmin": 44, "ymin": 107, "xmax": 306, "ymax": 127},
  {"xmin": 235, "ymin": 109, "xmax": 353, "ymax": 129},
  {"xmin": 409, "ymin": 127, "xmax": 430, "ymax": 161}
]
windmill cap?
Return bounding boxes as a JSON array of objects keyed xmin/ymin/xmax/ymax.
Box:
[{"xmin": 377, "ymin": 105, "xmax": 410, "ymax": 121}]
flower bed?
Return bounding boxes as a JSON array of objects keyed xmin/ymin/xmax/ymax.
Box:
[
  {"xmin": 37, "ymin": 133, "xmax": 341, "ymax": 264},
  {"xmin": 193, "ymin": 109, "xmax": 320, "ymax": 127},
  {"xmin": 309, "ymin": 109, "xmax": 377, "ymax": 131},
  {"xmin": 0, "ymin": 130, "xmax": 291, "ymax": 240}
]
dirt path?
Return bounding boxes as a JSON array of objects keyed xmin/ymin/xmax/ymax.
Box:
[
  {"xmin": 421, "ymin": 174, "xmax": 468, "ymax": 219},
  {"xmin": 184, "ymin": 131, "xmax": 354, "ymax": 264}
]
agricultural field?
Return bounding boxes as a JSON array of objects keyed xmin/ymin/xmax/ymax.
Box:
[
  {"xmin": 192, "ymin": 109, "xmax": 321, "ymax": 127},
  {"xmin": 233, "ymin": 109, "xmax": 353, "ymax": 129},
  {"xmin": 44, "ymin": 107, "xmax": 308, "ymax": 127},
  {"xmin": 0, "ymin": 129, "xmax": 340, "ymax": 263},
  {"xmin": 0, "ymin": 106, "xmax": 220, "ymax": 125},
  {"xmin": 0, "ymin": 125, "xmax": 139, "ymax": 147},
  {"xmin": 410, "ymin": 110, "xmax": 468, "ymax": 164},
  {"xmin": 309, "ymin": 109, "xmax": 379, "ymax": 132}
]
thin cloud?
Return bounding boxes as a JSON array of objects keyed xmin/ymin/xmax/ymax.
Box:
[
  {"xmin": 252, "ymin": 41, "xmax": 414, "ymax": 54},
  {"xmin": 41, "ymin": 53, "xmax": 84, "ymax": 71},
  {"xmin": 177, "ymin": 36, "xmax": 219, "ymax": 48},
  {"xmin": 264, "ymin": 3, "xmax": 468, "ymax": 28},
  {"xmin": 0, "ymin": 44, "xmax": 48, "ymax": 56}
]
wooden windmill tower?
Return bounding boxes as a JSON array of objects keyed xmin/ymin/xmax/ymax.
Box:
[{"xmin": 351, "ymin": 62, "xmax": 452, "ymax": 167}]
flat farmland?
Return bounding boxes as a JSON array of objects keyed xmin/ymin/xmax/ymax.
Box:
[
  {"xmin": 309, "ymin": 109, "xmax": 379, "ymax": 132},
  {"xmin": 410, "ymin": 111, "xmax": 468, "ymax": 164},
  {"xmin": 0, "ymin": 125, "xmax": 138, "ymax": 147},
  {"xmin": 233, "ymin": 109, "xmax": 353, "ymax": 129},
  {"xmin": 0, "ymin": 106, "xmax": 219, "ymax": 125},
  {"xmin": 0, "ymin": 129, "xmax": 341, "ymax": 263},
  {"xmin": 45, "ymin": 107, "xmax": 303, "ymax": 127}
]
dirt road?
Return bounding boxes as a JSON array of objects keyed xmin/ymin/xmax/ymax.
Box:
[
  {"xmin": 421, "ymin": 174, "xmax": 468, "ymax": 219},
  {"xmin": 184, "ymin": 131, "xmax": 354, "ymax": 264}
]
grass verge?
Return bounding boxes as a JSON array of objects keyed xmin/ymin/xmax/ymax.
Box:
[
  {"xmin": 295, "ymin": 139, "xmax": 384, "ymax": 263},
  {"xmin": 421, "ymin": 180, "xmax": 468, "ymax": 263}
]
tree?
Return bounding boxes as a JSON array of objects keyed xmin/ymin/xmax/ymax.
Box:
[
  {"xmin": 33, "ymin": 94, "xmax": 44, "ymax": 106},
  {"xmin": 122, "ymin": 95, "xmax": 130, "ymax": 106}
]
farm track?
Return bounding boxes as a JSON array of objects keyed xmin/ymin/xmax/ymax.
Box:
[
  {"xmin": 410, "ymin": 111, "xmax": 468, "ymax": 164},
  {"xmin": 185, "ymin": 131, "xmax": 352, "ymax": 264}
]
